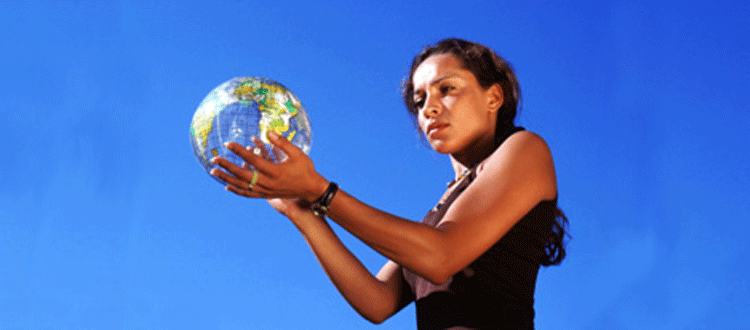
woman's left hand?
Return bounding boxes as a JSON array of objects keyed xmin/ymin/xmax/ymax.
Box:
[{"xmin": 210, "ymin": 131, "xmax": 328, "ymax": 201}]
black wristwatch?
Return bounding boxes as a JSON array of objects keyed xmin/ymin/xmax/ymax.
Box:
[{"xmin": 311, "ymin": 182, "xmax": 339, "ymax": 217}]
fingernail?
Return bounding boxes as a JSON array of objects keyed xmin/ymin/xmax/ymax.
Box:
[
  {"xmin": 211, "ymin": 157, "xmax": 218, "ymax": 164},
  {"xmin": 268, "ymin": 131, "xmax": 279, "ymax": 140}
]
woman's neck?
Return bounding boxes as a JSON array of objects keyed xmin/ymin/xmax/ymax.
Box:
[
  {"xmin": 450, "ymin": 158, "xmax": 470, "ymax": 180},
  {"xmin": 449, "ymin": 135, "xmax": 497, "ymax": 179}
]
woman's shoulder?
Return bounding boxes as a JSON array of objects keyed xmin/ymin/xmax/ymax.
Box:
[
  {"xmin": 478, "ymin": 130, "xmax": 552, "ymax": 173},
  {"xmin": 475, "ymin": 130, "xmax": 557, "ymax": 200}
]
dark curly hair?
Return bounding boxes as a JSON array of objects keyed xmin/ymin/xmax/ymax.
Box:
[{"xmin": 402, "ymin": 38, "xmax": 568, "ymax": 266}]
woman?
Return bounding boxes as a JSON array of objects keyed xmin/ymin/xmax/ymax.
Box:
[{"xmin": 210, "ymin": 38, "xmax": 568, "ymax": 329}]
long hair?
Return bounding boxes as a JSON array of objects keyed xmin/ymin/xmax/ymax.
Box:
[{"xmin": 403, "ymin": 38, "xmax": 568, "ymax": 266}]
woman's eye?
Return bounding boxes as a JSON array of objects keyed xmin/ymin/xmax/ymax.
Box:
[
  {"xmin": 414, "ymin": 98, "xmax": 424, "ymax": 109},
  {"xmin": 440, "ymin": 85, "xmax": 455, "ymax": 93}
]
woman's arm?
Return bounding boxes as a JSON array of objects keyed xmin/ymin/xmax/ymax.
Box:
[
  {"xmin": 321, "ymin": 131, "xmax": 557, "ymax": 284},
  {"xmin": 267, "ymin": 198, "xmax": 412, "ymax": 324},
  {"xmin": 212, "ymin": 130, "xmax": 557, "ymax": 285}
]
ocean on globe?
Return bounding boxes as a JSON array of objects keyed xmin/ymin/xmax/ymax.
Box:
[{"xmin": 190, "ymin": 77, "xmax": 312, "ymax": 185}]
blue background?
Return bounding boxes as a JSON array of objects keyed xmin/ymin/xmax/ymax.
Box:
[{"xmin": 1, "ymin": 1, "xmax": 748, "ymax": 329}]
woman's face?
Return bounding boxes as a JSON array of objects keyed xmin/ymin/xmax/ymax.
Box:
[{"xmin": 412, "ymin": 54, "xmax": 501, "ymax": 158}]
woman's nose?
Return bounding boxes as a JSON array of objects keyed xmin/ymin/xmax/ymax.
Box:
[{"xmin": 421, "ymin": 95, "xmax": 441, "ymax": 118}]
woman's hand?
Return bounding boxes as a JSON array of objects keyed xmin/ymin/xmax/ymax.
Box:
[
  {"xmin": 266, "ymin": 197, "xmax": 326, "ymax": 232},
  {"xmin": 210, "ymin": 131, "xmax": 329, "ymax": 202},
  {"xmin": 267, "ymin": 197, "xmax": 312, "ymax": 219}
]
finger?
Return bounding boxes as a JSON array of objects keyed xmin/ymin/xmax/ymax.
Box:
[
  {"xmin": 237, "ymin": 162, "xmax": 271, "ymax": 192},
  {"xmin": 210, "ymin": 166, "xmax": 252, "ymax": 188},
  {"xmin": 226, "ymin": 141, "xmax": 278, "ymax": 175},
  {"xmin": 227, "ymin": 179, "xmax": 298, "ymax": 199},
  {"xmin": 271, "ymin": 143, "xmax": 286, "ymax": 163},
  {"xmin": 227, "ymin": 180, "xmax": 277, "ymax": 198},
  {"xmin": 225, "ymin": 141, "xmax": 269, "ymax": 165},
  {"xmin": 226, "ymin": 183, "xmax": 266, "ymax": 198},
  {"xmin": 266, "ymin": 131, "xmax": 303, "ymax": 160},
  {"xmin": 211, "ymin": 157, "xmax": 254, "ymax": 183},
  {"xmin": 250, "ymin": 137, "xmax": 271, "ymax": 160},
  {"xmin": 211, "ymin": 159, "xmax": 263, "ymax": 191}
]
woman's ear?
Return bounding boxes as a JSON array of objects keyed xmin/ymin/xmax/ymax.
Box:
[{"xmin": 486, "ymin": 83, "xmax": 504, "ymax": 113}]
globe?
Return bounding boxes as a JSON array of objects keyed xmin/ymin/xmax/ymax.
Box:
[{"xmin": 190, "ymin": 77, "xmax": 312, "ymax": 185}]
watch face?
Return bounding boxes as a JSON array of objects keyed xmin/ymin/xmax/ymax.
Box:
[{"xmin": 312, "ymin": 183, "xmax": 338, "ymax": 217}]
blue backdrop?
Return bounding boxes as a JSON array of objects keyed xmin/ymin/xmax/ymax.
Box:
[{"xmin": 1, "ymin": 1, "xmax": 748, "ymax": 328}]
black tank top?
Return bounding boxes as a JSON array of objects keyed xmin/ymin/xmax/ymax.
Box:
[{"xmin": 402, "ymin": 128, "xmax": 557, "ymax": 330}]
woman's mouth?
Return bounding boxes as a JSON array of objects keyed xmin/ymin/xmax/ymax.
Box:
[{"xmin": 426, "ymin": 122, "xmax": 448, "ymax": 138}]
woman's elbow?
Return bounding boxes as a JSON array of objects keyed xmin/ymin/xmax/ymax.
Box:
[
  {"xmin": 366, "ymin": 315, "xmax": 387, "ymax": 325},
  {"xmin": 361, "ymin": 309, "xmax": 391, "ymax": 325},
  {"xmin": 424, "ymin": 270, "xmax": 452, "ymax": 286},
  {"xmin": 420, "ymin": 255, "xmax": 454, "ymax": 285}
]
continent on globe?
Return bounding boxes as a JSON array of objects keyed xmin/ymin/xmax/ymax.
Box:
[
  {"xmin": 189, "ymin": 105, "xmax": 218, "ymax": 168},
  {"xmin": 190, "ymin": 77, "xmax": 312, "ymax": 185},
  {"xmin": 233, "ymin": 79, "xmax": 301, "ymax": 144}
]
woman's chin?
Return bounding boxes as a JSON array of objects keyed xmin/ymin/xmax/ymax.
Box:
[{"xmin": 428, "ymin": 141, "xmax": 454, "ymax": 154}]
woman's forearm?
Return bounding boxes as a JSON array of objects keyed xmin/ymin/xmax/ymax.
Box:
[
  {"xmin": 325, "ymin": 190, "xmax": 452, "ymax": 284},
  {"xmin": 291, "ymin": 211, "xmax": 405, "ymax": 324}
]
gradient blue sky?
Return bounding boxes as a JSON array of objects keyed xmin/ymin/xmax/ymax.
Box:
[{"xmin": 1, "ymin": 1, "xmax": 748, "ymax": 329}]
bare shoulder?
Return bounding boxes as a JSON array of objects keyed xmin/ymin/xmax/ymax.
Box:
[
  {"xmin": 477, "ymin": 130, "xmax": 557, "ymax": 199},
  {"xmin": 480, "ymin": 131, "xmax": 552, "ymax": 169},
  {"xmin": 505, "ymin": 130, "xmax": 550, "ymax": 151}
]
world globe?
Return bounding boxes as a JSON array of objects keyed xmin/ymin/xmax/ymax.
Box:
[{"xmin": 190, "ymin": 77, "xmax": 312, "ymax": 185}]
